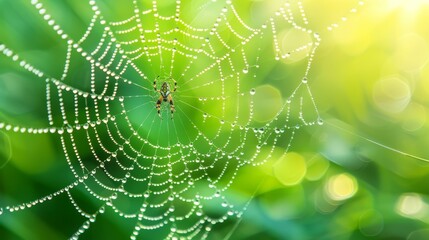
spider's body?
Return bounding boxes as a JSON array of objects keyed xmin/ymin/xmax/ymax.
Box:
[
  {"xmin": 154, "ymin": 76, "xmax": 177, "ymax": 119},
  {"xmin": 160, "ymin": 82, "xmax": 171, "ymax": 99}
]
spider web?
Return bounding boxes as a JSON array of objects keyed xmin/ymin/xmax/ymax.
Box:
[{"xmin": 0, "ymin": 0, "xmax": 362, "ymax": 239}]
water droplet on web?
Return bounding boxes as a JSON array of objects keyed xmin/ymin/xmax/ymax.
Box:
[
  {"xmin": 250, "ymin": 88, "xmax": 256, "ymax": 95},
  {"xmin": 168, "ymin": 194, "xmax": 175, "ymax": 201},
  {"xmin": 214, "ymin": 190, "xmax": 221, "ymax": 197},
  {"xmin": 317, "ymin": 117, "xmax": 324, "ymax": 125},
  {"xmin": 0, "ymin": 208, "xmax": 3, "ymax": 215},
  {"xmin": 169, "ymin": 205, "xmax": 175, "ymax": 212},
  {"xmin": 111, "ymin": 192, "xmax": 118, "ymax": 199},
  {"xmin": 242, "ymin": 68, "xmax": 248, "ymax": 74},
  {"xmin": 302, "ymin": 77, "xmax": 308, "ymax": 84},
  {"xmin": 144, "ymin": 190, "xmax": 150, "ymax": 198}
]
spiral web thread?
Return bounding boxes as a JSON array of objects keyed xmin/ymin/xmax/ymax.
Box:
[{"xmin": 0, "ymin": 0, "xmax": 364, "ymax": 239}]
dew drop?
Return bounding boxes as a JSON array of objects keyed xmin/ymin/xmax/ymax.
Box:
[
  {"xmin": 250, "ymin": 88, "xmax": 256, "ymax": 95},
  {"xmin": 143, "ymin": 191, "xmax": 150, "ymax": 198},
  {"xmin": 168, "ymin": 194, "xmax": 175, "ymax": 201},
  {"xmin": 242, "ymin": 68, "xmax": 248, "ymax": 74},
  {"xmin": 317, "ymin": 117, "xmax": 324, "ymax": 125},
  {"xmin": 214, "ymin": 190, "xmax": 221, "ymax": 198},
  {"xmin": 302, "ymin": 77, "xmax": 308, "ymax": 84},
  {"xmin": 111, "ymin": 193, "xmax": 118, "ymax": 199}
]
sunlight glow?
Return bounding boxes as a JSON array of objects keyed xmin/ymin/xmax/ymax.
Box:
[
  {"xmin": 325, "ymin": 173, "xmax": 358, "ymax": 201},
  {"xmin": 396, "ymin": 193, "xmax": 424, "ymax": 217},
  {"xmin": 273, "ymin": 152, "xmax": 307, "ymax": 186}
]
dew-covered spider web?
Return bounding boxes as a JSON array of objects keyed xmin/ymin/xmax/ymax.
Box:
[{"xmin": 0, "ymin": 0, "xmax": 364, "ymax": 239}]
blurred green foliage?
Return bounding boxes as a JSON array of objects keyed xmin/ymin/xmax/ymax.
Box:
[{"xmin": 1, "ymin": 0, "xmax": 429, "ymax": 239}]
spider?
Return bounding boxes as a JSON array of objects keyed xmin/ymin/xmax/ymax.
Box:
[{"xmin": 153, "ymin": 76, "xmax": 177, "ymax": 119}]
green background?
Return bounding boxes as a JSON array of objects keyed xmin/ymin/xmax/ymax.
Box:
[{"xmin": 1, "ymin": 0, "xmax": 429, "ymax": 239}]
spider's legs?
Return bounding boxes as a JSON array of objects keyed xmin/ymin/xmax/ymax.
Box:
[
  {"xmin": 156, "ymin": 95, "xmax": 163, "ymax": 119},
  {"xmin": 168, "ymin": 95, "xmax": 175, "ymax": 119},
  {"xmin": 154, "ymin": 76, "xmax": 159, "ymax": 92},
  {"xmin": 171, "ymin": 78, "xmax": 177, "ymax": 92}
]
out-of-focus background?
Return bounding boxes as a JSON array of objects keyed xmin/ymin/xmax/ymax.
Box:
[{"xmin": 1, "ymin": 0, "xmax": 429, "ymax": 239}]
